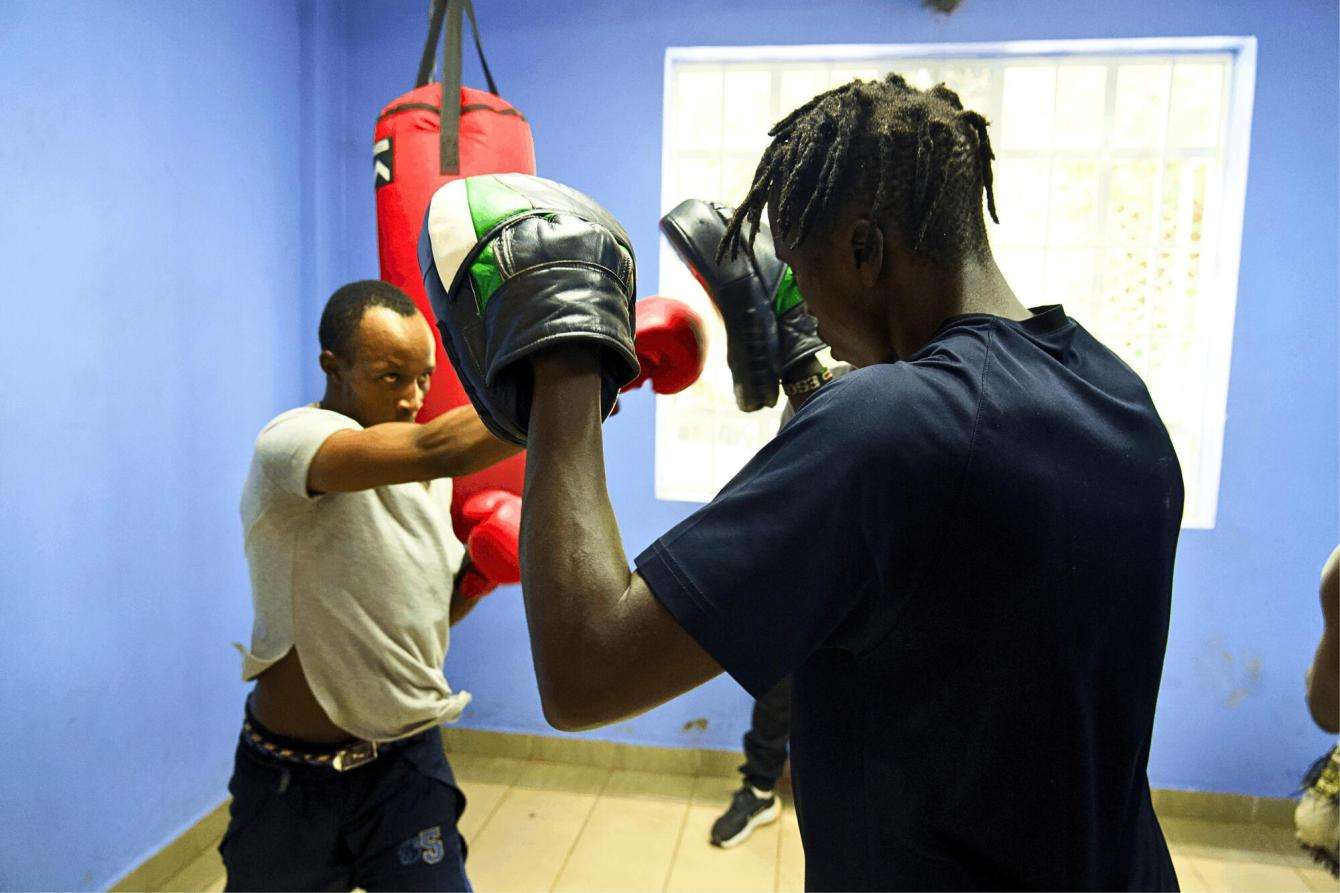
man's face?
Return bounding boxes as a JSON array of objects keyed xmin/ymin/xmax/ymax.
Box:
[
  {"xmin": 324, "ymin": 306, "xmax": 436, "ymax": 427},
  {"xmin": 768, "ymin": 203, "xmax": 889, "ymax": 368}
]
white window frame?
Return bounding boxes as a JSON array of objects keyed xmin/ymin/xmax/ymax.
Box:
[{"xmin": 657, "ymin": 37, "xmax": 1256, "ymax": 529}]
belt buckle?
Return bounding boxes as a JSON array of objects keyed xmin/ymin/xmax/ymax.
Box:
[{"xmin": 332, "ymin": 741, "xmax": 377, "ymax": 772}]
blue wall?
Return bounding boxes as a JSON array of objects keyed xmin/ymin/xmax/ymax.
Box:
[
  {"xmin": 341, "ymin": 0, "xmax": 1338, "ymax": 797},
  {"xmin": 0, "ymin": 2, "xmax": 351, "ymax": 889},
  {"xmin": 0, "ymin": 1, "xmax": 1334, "ymax": 889}
]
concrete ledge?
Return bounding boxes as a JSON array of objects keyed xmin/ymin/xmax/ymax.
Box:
[
  {"xmin": 1151, "ymin": 786, "xmax": 1298, "ymax": 828},
  {"xmin": 440, "ymin": 725, "xmax": 741, "ymax": 777}
]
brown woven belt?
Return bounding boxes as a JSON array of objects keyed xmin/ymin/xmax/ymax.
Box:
[{"xmin": 240, "ymin": 719, "xmax": 386, "ymax": 772}]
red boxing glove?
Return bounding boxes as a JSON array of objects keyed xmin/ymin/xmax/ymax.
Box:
[
  {"xmin": 455, "ymin": 489, "xmax": 521, "ymax": 601},
  {"xmin": 623, "ymin": 296, "xmax": 707, "ymax": 395}
]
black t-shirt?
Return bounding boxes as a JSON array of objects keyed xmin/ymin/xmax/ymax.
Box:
[{"xmin": 636, "ymin": 306, "xmax": 1183, "ymax": 891}]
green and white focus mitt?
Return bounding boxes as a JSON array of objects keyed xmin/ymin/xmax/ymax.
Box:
[{"xmin": 419, "ymin": 173, "xmax": 639, "ymax": 445}]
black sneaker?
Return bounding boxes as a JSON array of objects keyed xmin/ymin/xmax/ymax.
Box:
[{"xmin": 710, "ymin": 784, "xmax": 781, "ymax": 848}]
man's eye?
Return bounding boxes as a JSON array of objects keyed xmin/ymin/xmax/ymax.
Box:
[{"xmin": 383, "ymin": 374, "xmax": 400, "ymax": 383}]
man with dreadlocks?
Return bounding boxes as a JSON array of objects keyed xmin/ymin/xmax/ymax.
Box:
[{"xmin": 428, "ymin": 75, "xmax": 1183, "ymax": 891}]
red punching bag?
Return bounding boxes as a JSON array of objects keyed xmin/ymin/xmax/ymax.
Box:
[{"xmin": 375, "ymin": 0, "xmax": 533, "ymax": 539}]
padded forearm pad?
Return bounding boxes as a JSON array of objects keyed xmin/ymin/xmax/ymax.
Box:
[{"xmin": 420, "ymin": 174, "xmax": 639, "ymax": 445}]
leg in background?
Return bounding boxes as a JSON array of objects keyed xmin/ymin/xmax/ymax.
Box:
[{"xmin": 741, "ymin": 675, "xmax": 793, "ymax": 791}]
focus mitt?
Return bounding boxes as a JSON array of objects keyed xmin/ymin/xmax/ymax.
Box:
[{"xmin": 420, "ymin": 173, "xmax": 639, "ymax": 445}]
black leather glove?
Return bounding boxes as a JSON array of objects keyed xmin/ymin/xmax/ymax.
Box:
[{"xmin": 660, "ymin": 199, "xmax": 825, "ymax": 412}]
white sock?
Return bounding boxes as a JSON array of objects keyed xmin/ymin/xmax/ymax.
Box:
[{"xmin": 750, "ymin": 784, "xmax": 775, "ymax": 800}]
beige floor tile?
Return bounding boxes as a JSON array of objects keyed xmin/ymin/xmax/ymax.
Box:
[
  {"xmin": 1187, "ymin": 854, "xmax": 1318, "ymax": 892},
  {"xmin": 553, "ymin": 788, "xmax": 690, "ymax": 892},
  {"xmin": 664, "ymin": 802, "xmax": 780, "ymax": 893},
  {"xmin": 776, "ymin": 806, "xmax": 805, "ymax": 893},
  {"xmin": 602, "ymin": 769, "xmax": 697, "ymax": 802},
  {"xmin": 458, "ymin": 779, "xmax": 511, "ymax": 842},
  {"xmin": 1162, "ymin": 816, "xmax": 1338, "ymax": 891},
  {"xmin": 1168, "ymin": 848, "xmax": 1211, "ymax": 893},
  {"xmin": 1256, "ymin": 823, "xmax": 1340, "ymax": 876},
  {"xmin": 450, "ymin": 756, "xmax": 530, "ymax": 843},
  {"xmin": 160, "ymin": 843, "xmax": 224, "ymax": 893},
  {"xmin": 1293, "ymin": 864, "xmax": 1340, "ymax": 892},
  {"xmin": 466, "ymin": 781, "xmax": 604, "ymax": 893}
]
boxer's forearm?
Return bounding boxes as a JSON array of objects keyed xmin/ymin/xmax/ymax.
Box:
[
  {"xmin": 416, "ymin": 405, "xmax": 522, "ymax": 478},
  {"xmin": 449, "ymin": 590, "xmax": 479, "ymax": 626},
  {"xmin": 520, "ymin": 348, "xmax": 722, "ymax": 729},
  {"xmin": 521, "ymin": 348, "xmax": 635, "ymax": 725},
  {"xmin": 308, "ymin": 405, "xmax": 519, "ymax": 493}
]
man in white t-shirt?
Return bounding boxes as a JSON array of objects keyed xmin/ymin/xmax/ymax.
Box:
[{"xmin": 221, "ymin": 280, "xmax": 518, "ymax": 892}]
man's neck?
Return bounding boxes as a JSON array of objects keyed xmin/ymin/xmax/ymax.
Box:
[
  {"xmin": 886, "ymin": 253, "xmax": 1029, "ymax": 359},
  {"xmin": 319, "ymin": 390, "xmax": 348, "ymax": 418}
]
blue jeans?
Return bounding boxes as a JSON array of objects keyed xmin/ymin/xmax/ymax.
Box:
[{"xmin": 220, "ymin": 717, "xmax": 470, "ymax": 892}]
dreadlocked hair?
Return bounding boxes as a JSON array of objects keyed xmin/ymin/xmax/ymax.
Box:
[{"xmin": 718, "ymin": 73, "xmax": 999, "ymax": 266}]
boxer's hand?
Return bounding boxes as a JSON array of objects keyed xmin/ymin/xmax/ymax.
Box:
[
  {"xmin": 623, "ymin": 296, "xmax": 707, "ymax": 396},
  {"xmin": 660, "ymin": 199, "xmax": 826, "ymax": 411},
  {"xmin": 455, "ymin": 561, "xmax": 493, "ymax": 602},
  {"xmin": 455, "ymin": 489, "xmax": 521, "ymax": 600}
]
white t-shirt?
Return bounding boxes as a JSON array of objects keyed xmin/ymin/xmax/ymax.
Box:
[{"xmin": 237, "ymin": 404, "xmax": 470, "ymax": 742}]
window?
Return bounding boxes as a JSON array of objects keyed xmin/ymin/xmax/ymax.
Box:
[{"xmin": 656, "ymin": 38, "xmax": 1255, "ymax": 528}]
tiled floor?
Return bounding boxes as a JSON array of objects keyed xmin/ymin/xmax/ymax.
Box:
[{"xmin": 163, "ymin": 756, "xmax": 1336, "ymax": 891}]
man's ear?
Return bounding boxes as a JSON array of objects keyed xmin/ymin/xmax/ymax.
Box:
[
  {"xmin": 850, "ymin": 218, "xmax": 885, "ymax": 288},
  {"xmin": 319, "ymin": 349, "xmax": 340, "ymax": 378}
]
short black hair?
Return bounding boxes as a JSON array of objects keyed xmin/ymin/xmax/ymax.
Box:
[
  {"xmin": 318, "ymin": 280, "xmax": 420, "ymax": 357},
  {"xmin": 719, "ymin": 74, "xmax": 999, "ymax": 266}
]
